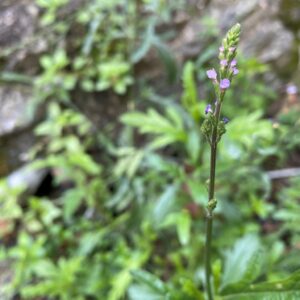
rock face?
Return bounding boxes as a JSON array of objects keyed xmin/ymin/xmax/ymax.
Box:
[
  {"xmin": 0, "ymin": 0, "xmax": 39, "ymax": 176},
  {"xmin": 278, "ymin": 0, "xmax": 300, "ymax": 33},
  {"xmin": 209, "ymin": 0, "xmax": 296, "ymax": 78}
]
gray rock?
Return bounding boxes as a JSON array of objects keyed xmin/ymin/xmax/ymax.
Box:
[
  {"xmin": 7, "ymin": 164, "xmax": 48, "ymax": 195},
  {"xmin": 0, "ymin": 86, "xmax": 32, "ymax": 135},
  {"xmin": 278, "ymin": 0, "xmax": 300, "ymax": 32},
  {"xmin": 0, "ymin": 85, "xmax": 36, "ymax": 176},
  {"xmin": 208, "ymin": 0, "xmax": 295, "ymax": 81}
]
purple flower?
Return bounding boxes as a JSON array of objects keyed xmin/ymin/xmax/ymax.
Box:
[
  {"xmin": 220, "ymin": 79, "xmax": 230, "ymax": 90},
  {"xmin": 205, "ymin": 104, "xmax": 213, "ymax": 115},
  {"xmin": 219, "ymin": 46, "xmax": 224, "ymax": 52},
  {"xmin": 286, "ymin": 84, "xmax": 298, "ymax": 95},
  {"xmin": 232, "ymin": 67, "xmax": 239, "ymax": 75},
  {"xmin": 230, "ymin": 59, "xmax": 237, "ymax": 67},
  {"xmin": 229, "ymin": 47, "xmax": 236, "ymax": 53},
  {"xmin": 222, "ymin": 117, "xmax": 229, "ymax": 124},
  {"xmin": 206, "ymin": 68, "xmax": 217, "ymax": 80},
  {"xmin": 220, "ymin": 59, "xmax": 228, "ymax": 67}
]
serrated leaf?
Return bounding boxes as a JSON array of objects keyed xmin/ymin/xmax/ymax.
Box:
[
  {"xmin": 221, "ymin": 234, "xmax": 264, "ymax": 292},
  {"xmin": 131, "ymin": 270, "xmax": 168, "ymax": 294},
  {"xmin": 121, "ymin": 108, "xmax": 186, "ymax": 149}
]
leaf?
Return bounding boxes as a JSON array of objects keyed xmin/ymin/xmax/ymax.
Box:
[
  {"xmin": 222, "ymin": 270, "xmax": 300, "ymax": 300},
  {"xmin": 153, "ymin": 37, "xmax": 178, "ymax": 84},
  {"xmin": 0, "ymin": 72, "xmax": 33, "ymax": 85},
  {"xmin": 149, "ymin": 135, "xmax": 179, "ymax": 150},
  {"xmin": 152, "ymin": 185, "xmax": 178, "ymax": 226},
  {"xmin": 121, "ymin": 108, "xmax": 186, "ymax": 149},
  {"xmin": 131, "ymin": 21, "xmax": 155, "ymax": 63},
  {"xmin": 78, "ymin": 231, "xmax": 104, "ymax": 256},
  {"xmin": 68, "ymin": 152, "xmax": 100, "ymax": 175},
  {"xmin": 131, "ymin": 270, "xmax": 168, "ymax": 294},
  {"xmin": 223, "ymin": 291, "xmax": 300, "ymax": 300},
  {"xmin": 225, "ymin": 112, "xmax": 273, "ymax": 150},
  {"xmin": 128, "ymin": 284, "xmax": 165, "ymax": 300},
  {"xmin": 221, "ymin": 234, "xmax": 264, "ymax": 292},
  {"xmin": 186, "ymin": 130, "xmax": 201, "ymax": 163},
  {"xmin": 186, "ymin": 179, "xmax": 207, "ymax": 206},
  {"xmin": 180, "ymin": 278, "xmax": 205, "ymax": 300},
  {"xmin": 62, "ymin": 189, "xmax": 84, "ymax": 221},
  {"xmin": 160, "ymin": 210, "xmax": 191, "ymax": 246},
  {"xmin": 176, "ymin": 211, "xmax": 191, "ymax": 246},
  {"xmin": 82, "ymin": 15, "xmax": 103, "ymax": 55},
  {"xmin": 181, "ymin": 61, "xmax": 200, "ymax": 121}
]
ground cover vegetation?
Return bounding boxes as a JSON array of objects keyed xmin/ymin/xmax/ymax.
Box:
[{"xmin": 1, "ymin": 0, "xmax": 300, "ymax": 299}]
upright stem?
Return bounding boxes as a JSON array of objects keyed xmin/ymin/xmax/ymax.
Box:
[{"xmin": 204, "ymin": 102, "xmax": 221, "ymax": 300}]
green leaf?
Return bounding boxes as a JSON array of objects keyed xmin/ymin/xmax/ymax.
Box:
[
  {"xmin": 62, "ymin": 189, "xmax": 84, "ymax": 221},
  {"xmin": 78, "ymin": 231, "xmax": 103, "ymax": 256},
  {"xmin": 121, "ymin": 108, "xmax": 186, "ymax": 149},
  {"xmin": 181, "ymin": 61, "xmax": 200, "ymax": 122},
  {"xmin": 82, "ymin": 15, "xmax": 103, "ymax": 55},
  {"xmin": 152, "ymin": 185, "xmax": 178, "ymax": 226},
  {"xmin": 128, "ymin": 284, "xmax": 165, "ymax": 300},
  {"xmin": 222, "ymin": 270, "xmax": 300, "ymax": 300},
  {"xmin": 221, "ymin": 234, "xmax": 264, "ymax": 292},
  {"xmin": 131, "ymin": 21, "xmax": 155, "ymax": 63},
  {"xmin": 131, "ymin": 270, "xmax": 168, "ymax": 294},
  {"xmin": 68, "ymin": 152, "xmax": 100, "ymax": 175},
  {"xmin": 186, "ymin": 130, "xmax": 201, "ymax": 163},
  {"xmin": 153, "ymin": 37, "xmax": 178, "ymax": 84},
  {"xmin": 0, "ymin": 72, "xmax": 33, "ymax": 85},
  {"xmin": 223, "ymin": 291, "xmax": 300, "ymax": 300},
  {"xmin": 176, "ymin": 210, "xmax": 191, "ymax": 246},
  {"xmin": 180, "ymin": 278, "xmax": 205, "ymax": 300}
]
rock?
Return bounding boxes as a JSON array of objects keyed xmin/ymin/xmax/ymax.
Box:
[
  {"xmin": 207, "ymin": 0, "xmax": 295, "ymax": 82},
  {"xmin": 0, "ymin": 260, "xmax": 13, "ymax": 300},
  {"xmin": 0, "ymin": 0, "xmax": 42, "ymax": 73},
  {"xmin": 0, "ymin": 1, "xmax": 42, "ymax": 176},
  {"xmin": 278, "ymin": 0, "xmax": 300, "ymax": 33},
  {"xmin": 0, "ymin": 86, "xmax": 32, "ymax": 135},
  {"xmin": 0, "ymin": 85, "xmax": 36, "ymax": 176},
  {"xmin": 7, "ymin": 164, "xmax": 48, "ymax": 196}
]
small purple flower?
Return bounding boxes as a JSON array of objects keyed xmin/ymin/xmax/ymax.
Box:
[
  {"xmin": 222, "ymin": 117, "xmax": 229, "ymax": 124},
  {"xmin": 220, "ymin": 78, "xmax": 230, "ymax": 90},
  {"xmin": 205, "ymin": 104, "xmax": 213, "ymax": 115},
  {"xmin": 206, "ymin": 68, "xmax": 217, "ymax": 80},
  {"xmin": 230, "ymin": 59, "xmax": 237, "ymax": 67},
  {"xmin": 232, "ymin": 67, "xmax": 239, "ymax": 75},
  {"xmin": 220, "ymin": 59, "xmax": 228, "ymax": 67},
  {"xmin": 286, "ymin": 84, "xmax": 298, "ymax": 95},
  {"xmin": 219, "ymin": 46, "xmax": 224, "ymax": 52},
  {"xmin": 229, "ymin": 47, "xmax": 236, "ymax": 53}
]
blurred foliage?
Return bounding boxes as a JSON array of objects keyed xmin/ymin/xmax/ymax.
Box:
[{"xmin": 1, "ymin": 0, "xmax": 300, "ymax": 299}]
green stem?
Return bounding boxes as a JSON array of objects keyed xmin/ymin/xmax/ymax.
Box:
[{"xmin": 204, "ymin": 101, "xmax": 222, "ymax": 300}]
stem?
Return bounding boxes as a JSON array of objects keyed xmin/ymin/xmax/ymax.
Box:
[
  {"xmin": 205, "ymin": 205, "xmax": 214, "ymax": 300},
  {"xmin": 204, "ymin": 101, "xmax": 222, "ymax": 300}
]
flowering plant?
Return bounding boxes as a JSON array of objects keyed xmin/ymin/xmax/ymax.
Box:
[{"xmin": 201, "ymin": 23, "xmax": 241, "ymax": 300}]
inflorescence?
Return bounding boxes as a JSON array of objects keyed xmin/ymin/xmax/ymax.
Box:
[{"xmin": 201, "ymin": 24, "xmax": 241, "ymax": 145}]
